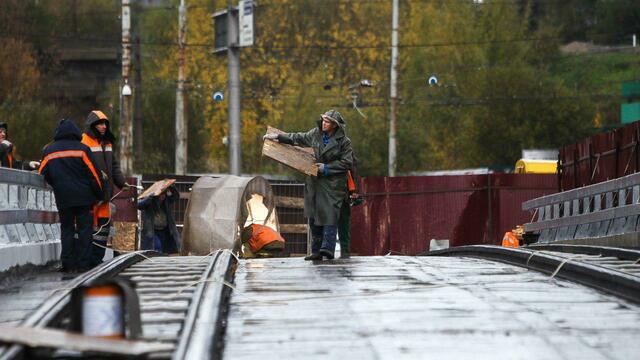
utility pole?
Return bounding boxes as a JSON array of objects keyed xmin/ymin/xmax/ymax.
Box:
[
  {"xmin": 227, "ymin": 2, "xmax": 241, "ymax": 175},
  {"xmin": 120, "ymin": 0, "xmax": 134, "ymax": 175},
  {"xmin": 175, "ymin": 0, "xmax": 188, "ymax": 175},
  {"xmin": 388, "ymin": 0, "xmax": 399, "ymax": 177},
  {"xmin": 134, "ymin": 35, "xmax": 143, "ymax": 164}
]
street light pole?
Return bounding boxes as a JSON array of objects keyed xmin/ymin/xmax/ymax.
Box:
[
  {"xmin": 175, "ymin": 0, "xmax": 188, "ymax": 175},
  {"xmin": 388, "ymin": 0, "xmax": 399, "ymax": 177},
  {"xmin": 120, "ymin": 0, "xmax": 133, "ymax": 175},
  {"xmin": 228, "ymin": 2, "xmax": 241, "ymax": 175}
]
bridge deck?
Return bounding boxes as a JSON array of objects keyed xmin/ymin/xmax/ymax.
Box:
[
  {"xmin": 224, "ymin": 256, "xmax": 640, "ymax": 359},
  {"xmin": 0, "ymin": 267, "xmax": 69, "ymax": 326}
]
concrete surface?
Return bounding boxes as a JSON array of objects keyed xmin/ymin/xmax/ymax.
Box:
[
  {"xmin": 0, "ymin": 241, "xmax": 61, "ymax": 273},
  {"xmin": 0, "ymin": 169, "xmax": 60, "ymax": 272}
]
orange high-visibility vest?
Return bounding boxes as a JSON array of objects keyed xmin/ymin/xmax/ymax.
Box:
[
  {"xmin": 247, "ymin": 224, "xmax": 284, "ymax": 253},
  {"xmin": 347, "ymin": 170, "xmax": 356, "ymax": 193},
  {"xmin": 81, "ymin": 133, "xmax": 113, "ymax": 153},
  {"xmin": 502, "ymin": 231, "xmax": 519, "ymax": 248},
  {"xmin": 92, "ymin": 202, "xmax": 111, "ymax": 226}
]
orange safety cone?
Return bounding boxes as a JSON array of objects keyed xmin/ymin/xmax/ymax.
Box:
[{"xmin": 502, "ymin": 231, "xmax": 519, "ymax": 248}]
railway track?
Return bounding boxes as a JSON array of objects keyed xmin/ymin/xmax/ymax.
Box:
[
  {"xmin": 425, "ymin": 244, "xmax": 640, "ymax": 304},
  {"xmin": 0, "ymin": 250, "xmax": 236, "ymax": 359}
]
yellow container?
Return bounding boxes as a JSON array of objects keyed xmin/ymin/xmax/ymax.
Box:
[{"xmin": 514, "ymin": 159, "xmax": 557, "ymax": 174}]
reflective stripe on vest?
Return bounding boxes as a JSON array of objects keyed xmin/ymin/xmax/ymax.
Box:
[
  {"xmin": 82, "ymin": 133, "xmax": 113, "ymax": 152},
  {"xmin": 38, "ymin": 150, "xmax": 103, "ymax": 190}
]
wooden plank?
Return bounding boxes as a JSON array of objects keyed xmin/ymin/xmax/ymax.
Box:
[
  {"xmin": 280, "ymin": 224, "xmax": 308, "ymax": 234},
  {"xmin": 262, "ymin": 126, "xmax": 318, "ymax": 176},
  {"xmin": 138, "ymin": 179, "xmax": 176, "ymax": 200},
  {"xmin": 275, "ymin": 196, "xmax": 304, "ymax": 209},
  {"xmin": 0, "ymin": 325, "xmax": 173, "ymax": 356}
]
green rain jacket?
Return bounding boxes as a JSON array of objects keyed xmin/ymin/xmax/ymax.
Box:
[{"xmin": 278, "ymin": 119, "xmax": 354, "ymax": 226}]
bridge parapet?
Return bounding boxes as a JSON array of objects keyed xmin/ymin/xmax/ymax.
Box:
[
  {"xmin": 523, "ymin": 171, "xmax": 640, "ymax": 245},
  {"xmin": 0, "ymin": 168, "xmax": 60, "ymax": 272}
]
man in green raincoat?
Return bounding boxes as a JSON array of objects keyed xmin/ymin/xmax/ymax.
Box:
[{"xmin": 264, "ymin": 110, "xmax": 353, "ymax": 260}]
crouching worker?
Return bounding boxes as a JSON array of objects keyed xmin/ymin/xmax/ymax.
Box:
[
  {"xmin": 241, "ymin": 224, "xmax": 285, "ymax": 258},
  {"xmin": 138, "ymin": 185, "xmax": 181, "ymax": 254},
  {"xmin": 39, "ymin": 119, "xmax": 104, "ymax": 272}
]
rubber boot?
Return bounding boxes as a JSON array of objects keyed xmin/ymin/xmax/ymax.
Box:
[
  {"xmin": 304, "ymin": 235, "xmax": 322, "ymax": 261},
  {"xmin": 319, "ymin": 225, "xmax": 337, "ymax": 260}
]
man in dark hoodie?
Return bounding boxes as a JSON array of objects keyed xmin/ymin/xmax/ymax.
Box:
[
  {"xmin": 39, "ymin": 119, "xmax": 104, "ymax": 272},
  {"xmin": 81, "ymin": 110, "xmax": 127, "ymax": 266}
]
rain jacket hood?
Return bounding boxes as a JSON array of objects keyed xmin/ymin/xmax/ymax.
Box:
[
  {"xmin": 316, "ymin": 109, "xmax": 347, "ymax": 132},
  {"xmin": 54, "ymin": 119, "xmax": 82, "ymax": 142},
  {"xmin": 86, "ymin": 110, "xmax": 115, "ymax": 142}
]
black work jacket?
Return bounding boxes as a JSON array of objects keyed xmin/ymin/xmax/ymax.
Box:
[
  {"xmin": 82, "ymin": 115, "xmax": 126, "ymax": 200},
  {"xmin": 39, "ymin": 120, "xmax": 104, "ymax": 209}
]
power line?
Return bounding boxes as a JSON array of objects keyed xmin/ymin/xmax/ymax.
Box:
[{"xmin": 0, "ymin": 27, "xmax": 634, "ymax": 51}]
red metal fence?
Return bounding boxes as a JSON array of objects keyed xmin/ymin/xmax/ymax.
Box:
[
  {"xmin": 350, "ymin": 174, "xmax": 557, "ymax": 256},
  {"xmin": 560, "ymin": 122, "xmax": 640, "ymax": 191}
]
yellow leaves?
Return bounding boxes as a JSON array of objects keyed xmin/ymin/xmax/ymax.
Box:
[{"xmin": 0, "ymin": 38, "xmax": 40, "ymax": 101}]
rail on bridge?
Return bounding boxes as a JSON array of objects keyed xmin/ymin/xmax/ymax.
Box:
[{"xmin": 523, "ymin": 171, "xmax": 640, "ymax": 246}]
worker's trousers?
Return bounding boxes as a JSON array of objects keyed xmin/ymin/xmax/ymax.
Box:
[
  {"xmin": 337, "ymin": 199, "xmax": 351, "ymax": 254},
  {"xmin": 309, "ymin": 218, "xmax": 337, "ymax": 254},
  {"xmin": 90, "ymin": 218, "xmax": 109, "ymax": 267},
  {"xmin": 58, "ymin": 205, "xmax": 93, "ymax": 271}
]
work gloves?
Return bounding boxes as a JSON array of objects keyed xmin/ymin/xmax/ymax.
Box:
[
  {"xmin": 263, "ymin": 133, "xmax": 278, "ymax": 141},
  {"xmin": 0, "ymin": 140, "xmax": 12, "ymax": 152}
]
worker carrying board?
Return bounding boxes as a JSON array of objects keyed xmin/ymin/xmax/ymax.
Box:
[{"xmin": 262, "ymin": 109, "xmax": 353, "ymax": 261}]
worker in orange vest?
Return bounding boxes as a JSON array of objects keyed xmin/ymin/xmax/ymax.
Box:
[
  {"xmin": 39, "ymin": 119, "xmax": 104, "ymax": 272},
  {"xmin": 502, "ymin": 231, "xmax": 519, "ymax": 248},
  {"xmin": 81, "ymin": 110, "xmax": 128, "ymax": 266},
  {"xmin": 0, "ymin": 122, "xmax": 41, "ymax": 170}
]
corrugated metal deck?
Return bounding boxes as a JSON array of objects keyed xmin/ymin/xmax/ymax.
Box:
[{"xmin": 224, "ymin": 256, "xmax": 640, "ymax": 359}]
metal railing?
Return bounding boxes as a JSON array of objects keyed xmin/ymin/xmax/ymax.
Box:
[{"xmin": 523, "ymin": 171, "xmax": 640, "ymax": 243}]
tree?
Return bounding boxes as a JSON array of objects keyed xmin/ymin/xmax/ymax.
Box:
[{"xmin": 400, "ymin": 1, "xmax": 595, "ymax": 171}]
